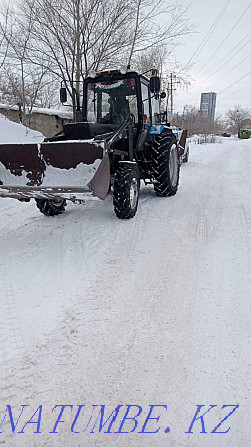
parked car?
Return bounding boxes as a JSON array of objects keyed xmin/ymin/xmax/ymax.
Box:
[{"xmin": 240, "ymin": 129, "xmax": 251, "ymax": 139}]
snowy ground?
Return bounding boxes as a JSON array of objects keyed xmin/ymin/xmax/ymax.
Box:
[{"xmin": 0, "ymin": 115, "xmax": 250, "ymax": 446}]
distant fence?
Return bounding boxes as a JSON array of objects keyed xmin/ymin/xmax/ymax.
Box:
[{"xmin": 190, "ymin": 135, "xmax": 222, "ymax": 144}]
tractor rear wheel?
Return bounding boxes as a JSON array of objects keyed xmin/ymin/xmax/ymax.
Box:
[
  {"xmin": 35, "ymin": 198, "xmax": 67, "ymax": 216},
  {"xmin": 113, "ymin": 165, "xmax": 140, "ymax": 219},
  {"xmin": 152, "ymin": 133, "xmax": 180, "ymax": 197}
]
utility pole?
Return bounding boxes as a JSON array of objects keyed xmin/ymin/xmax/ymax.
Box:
[
  {"xmin": 170, "ymin": 72, "xmax": 173, "ymax": 116},
  {"xmin": 169, "ymin": 73, "xmax": 180, "ymax": 119}
]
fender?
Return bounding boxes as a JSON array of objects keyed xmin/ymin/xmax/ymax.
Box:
[{"xmin": 149, "ymin": 125, "xmax": 171, "ymax": 135}]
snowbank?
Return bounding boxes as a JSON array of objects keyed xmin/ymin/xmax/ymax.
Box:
[
  {"xmin": 0, "ymin": 113, "xmax": 44, "ymax": 143},
  {"xmin": 0, "ymin": 102, "xmax": 72, "ymax": 119}
]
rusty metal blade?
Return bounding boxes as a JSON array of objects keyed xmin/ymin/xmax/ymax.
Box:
[
  {"xmin": 0, "ymin": 185, "xmax": 94, "ymax": 201},
  {"xmin": 0, "ymin": 140, "xmax": 110, "ymax": 201},
  {"xmin": 89, "ymin": 155, "xmax": 110, "ymax": 200}
]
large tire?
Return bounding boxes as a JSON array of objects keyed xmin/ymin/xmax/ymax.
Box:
[
  {"xmin": 113, "ymin": 165, "xmax": 140, "ymax": 219},
  {"xmin": 152, "ymin": 132, "xmax": 180, "ymax": 197},
  {"xmin": 35, "ymin": 199, "xmax": 67, "ymax": 216}
]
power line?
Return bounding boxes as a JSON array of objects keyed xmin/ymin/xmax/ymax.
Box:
[
  {"xmin": 218, "ymin": 70, "xmax": 251, "ymax": 94},
  {"xmin": 207, "ymin": 52, "xmax": 251, "ymax": 89},
  {"xmin": 220, "ymin": 83, "xmax": 251, "ymax": 100},
  {"xmin": 183, "ymin": 36, "xmax": 251, "ymax": 103},
  {"xmin": 199, "ymin": 34, "xmax": 251, "ymax": 80},
  {"xmin": 179, "ymin": 73, "xmax": 251, "ymax": 107},
  {"xmin": 182, "ymin": 33, "xmax": 250, "ymax": 93},
  {"xmin": 175, "ymin": 4, "xmax": 251, "ymax": 108},
  {"xmin": 178, "ymin": 0, "xmax": 231, "ymax": 75},
  {"xmin": 182, "ymin": 5, "xmax": 251, "ymax": 103},
  {"xmin": 196, "ymin": 1, "xmax": 251, "ymax": 75},
  {"xmin": 175, "ymin": 4, "xmax": 251, "ymax": 106}
]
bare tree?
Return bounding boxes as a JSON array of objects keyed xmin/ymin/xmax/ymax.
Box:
[
  {"xmin": 0, "ymin": 0, "xmax": 51, "ymax": 114},
  {"xmin": 127, "ymin": 0, "xmax": 192, "ymax": 67},
  {"xmin": 225, "ymin": 105, "xmax": 251, "ymax": 138},
  {"xmin": 0, "ymin": 0, "xmax": 193, "ymax": 117},
  {"xmin": 0, "ymin": 0, "xmax": 60, "ymax": 112},
  {"xmin": 23, "ymin": 0, "xmax": 132, "ymax": 83},
  {"xmin": 173, "ymin": 105, "xmax": 199, "ymax": 135},
  {"xmin": 0, "ymin": 2, "xmax": 11, "ymax": 70},
  {"xmin": 173, "ymin": 105, "xmax": 224, "ymax": 136},
  {"xmin": 0, "ymin": 65, "xmax": 55, "ymax": 117}
]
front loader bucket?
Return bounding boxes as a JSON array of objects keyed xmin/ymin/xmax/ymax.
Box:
[{"xmin": 0, "ymin": 140, "xmax": 110, "ymax": 201}]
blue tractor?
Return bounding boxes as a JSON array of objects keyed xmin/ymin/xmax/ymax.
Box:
[{"xmin": 0, "ymin": 68, "xmax": 187, "ymax": 219}]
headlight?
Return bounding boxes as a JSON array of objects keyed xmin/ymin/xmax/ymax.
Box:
[
  {"xmin": 120, "ymin": 66, "xmax": 127, "ymax": 75},
  {"xmin": 89, "ymin": 70, "xmax": 97, "ymax": 78}
]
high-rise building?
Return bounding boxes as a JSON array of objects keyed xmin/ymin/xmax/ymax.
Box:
[{"xmin": 200, "ymin": 92, "xmax": 217, "ymax": 121}]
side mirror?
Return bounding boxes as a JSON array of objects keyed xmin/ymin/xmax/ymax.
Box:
[
  {"xmin": 150, "ymin": 76, "xmax": 160, "ymax": 94},
  {"xmin": 160, "ymin": 91, "xmax": 166, "ymax": 99},
  {"xmin": 60, "ymin": 87, "xmax": 67, "ymax": 103}
]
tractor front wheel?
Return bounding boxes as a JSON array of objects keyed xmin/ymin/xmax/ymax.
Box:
[
  {"xmin": 35, "ymin": 198, "xmax": 67, "ymax": 216},
  {"xmin": 152, "ymin": 133, "xmax": 180, "ymax": 197},
  {"xmin": 113, "ymin": 165, "xmax": 140, "ymax": 219}
]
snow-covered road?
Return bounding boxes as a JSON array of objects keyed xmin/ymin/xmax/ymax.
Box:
[{"xmin": 0, "ymin": 118, "xmax": 250, "ymax": 446}]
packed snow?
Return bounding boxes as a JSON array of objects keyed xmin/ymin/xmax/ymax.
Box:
[
  {"xmin": 0, "ymin": 114, "xmax": 250, "ymax": 446},
  {"xmin": 0, "ymin": 113, "xmax": 44, "ymax": 143}
]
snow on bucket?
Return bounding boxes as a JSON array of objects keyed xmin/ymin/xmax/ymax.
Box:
[{"xmin": 0, "ymin": 140, "xmax": 110, "ymax": 201}]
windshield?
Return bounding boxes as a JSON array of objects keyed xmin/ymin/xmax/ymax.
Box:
[{"xmin": 86, "ymin": 77, "xmax": 138, "ymax": 126}]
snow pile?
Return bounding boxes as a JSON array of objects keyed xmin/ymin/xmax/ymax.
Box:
[
  {"xmin": 0, "ymin": 115, "xmax": 102, "ymax": 192},
  {"xmin": 0, "ymin": 103, "xmax": 72, "ymax": 119},
  {"xmin": 0, "ymin": 113, "xmax": 44, "ymax": 143}
]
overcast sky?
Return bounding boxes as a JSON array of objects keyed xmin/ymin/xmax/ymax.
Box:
[{"xmin": 170, "ymin": 0, "xmax": 251, "ymax": 117}]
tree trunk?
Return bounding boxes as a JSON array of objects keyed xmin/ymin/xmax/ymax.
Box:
[
  {"xmin": 21, "ymin": 59, "xmax": 26, "ymax": 114},
  {"xmin": 75, "ymin": 0, "xmax": 81, "ymax": 89},
  {"xmin": 73, "ymin": 0, "xmax": 81, "ymax": 122}
]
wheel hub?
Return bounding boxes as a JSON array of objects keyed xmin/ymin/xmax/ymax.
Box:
[
  {"xmin": 130, "ymin": 178, "xmax": 138, "ymax": 209},
  {"xmin": 51, "ymin": 199, "xmax": 65, "ymax": 207},
  {"xmin": 169, "ymin": 144, "xmax": 178, "ymax": 186}
]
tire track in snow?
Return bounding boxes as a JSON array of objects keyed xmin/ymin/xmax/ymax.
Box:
[
  {"xmin": 0, "ymin": 262, "xmax": 26, "ymax": 362},
  {"xmin": 0, "ymin": 140, "xmax": 250, "ymax": 446},
  {"xmin": 0, "ymin": 202, "xmax": 73, "ymax": 445},
  {"xmin": 54, "ymin": 177, "xmax": 206, "ymax": 447},
  {"xmin": 0, "ymin": 196, "xmax": 138, "ymax": 445}
]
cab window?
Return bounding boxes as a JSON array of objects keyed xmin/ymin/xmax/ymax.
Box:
[{"xmin": 141, "ymin": 82, "xmax": 151, "ymax": 125}]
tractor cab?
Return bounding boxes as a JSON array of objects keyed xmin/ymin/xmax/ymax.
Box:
[
  {"xmin": 79, "ymin": 69, "xmax": 163, "ymax": 156},
  {"xmin": 85, "ymin": 75, "xmax": 137, "ymax": 126},
  {"xmin": 82, "ymin": 69, "xmax": 164, "ymax": 128}
]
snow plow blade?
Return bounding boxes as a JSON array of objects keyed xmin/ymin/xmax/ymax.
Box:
[{"xmin": 0, "ymin": 140, "xmax": 110, "ymax": 201}]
